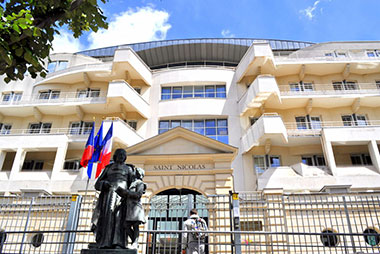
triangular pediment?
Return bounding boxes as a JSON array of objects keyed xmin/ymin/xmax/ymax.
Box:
[{"xmin": 125, "ymin": 127, "xmax": 237, "ymax": 156}]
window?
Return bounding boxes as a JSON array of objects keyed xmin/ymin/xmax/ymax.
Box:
[
  {"xmin": 342, "ymin": 114, "xmax": 367, "ymax": 126},
  {"xmin": 0, "ymin": 124, "xmax": 12, "ymax": 135},
  {"xmin": 2, "ymin": 92, "xmax": 22, "ymax": 102},
  {"xmin": 325, "ymin": 52, "xmax": 347, "ymax": 58},
  {"xmin": 376, "ymin": 81, "xmax": 380, "ymax": 89},
  {"xmin": 63, "ymin": 160, "xmax": 80, "ymax": 171},
  {"xmin": 350, "ymin": 154, "xmax": 372, "ymax": 166},
  {"xmin": 367, "ymin": 50, "xmax": 380, "ymax": 58},
  {"xmin": 158, "ymin": 119, "xmax": 228, "ymax": 143},
  {"xmin": 47, "ymin": 61, "xmax": 68, "ymax": 73},
  {"xmin": 289, "ymin": 82, "xmax": 314, "ymax": 92},
  {"xmin": 254, "ymin": 155, "xmax": 281, "ymax": 175},
  {"xmin": 320, "ymin": 229, "xmax": 339, "ymax": 247},
  {"xmin": 30, "ymin": 232, "xmax": 44, "ymax": 248},
  {"xmin": 295, "ymin": 116, "xmax": 308, "ymax": 129},
  {"xmin": 69, "ymin": 121, "xmax": 94, "ymax": 135},
  {"xmin": 126, "ymin": 120, "xmax": 137, "ymax": 130},
  {"xmin": 38, "ymin": 90, "xmax": 60, "ymax": 100},
  {"xmin": 310, "ymin": 116, "xmax": 322, "ymax": 129},
  {"xmin": 333, "ymin": 81, "xmax": 358, "ymax": 91},
  {"xmin": 28, "ymin": 123, "xmax": 52, "ymax": 134},
  {"xmin": 22, "ymin": 160, "xmax": 44, "ymax": 171},
  {"xmin": 160, "ymin": 85, "xmax": 226, "ymax": 100},
  {"xmin": 302, "ymin": 155, "xmax": 326, "ymax": 166},
  {"xmin": 133, "ymin": 87, "xmax": 141, "ymax": 94},
  {"xmin": 76, "ymin": 88, "xmax": 100, "ymax": 98}
]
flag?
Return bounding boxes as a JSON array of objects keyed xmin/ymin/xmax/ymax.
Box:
[
  {"xmin": 87, "ymin": 122, "xmax": 104, "ymax": 179},
  {"xmin": 96, "ymin": 123, "xmax": 113, "ymax": 178},
  {"xmin": 80, "ymin": 123, "xmax": 95, "ymax": 168}
]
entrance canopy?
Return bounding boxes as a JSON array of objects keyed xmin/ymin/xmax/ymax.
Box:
[{"xmin": 125, "ymin": 127, "xmax": 237, "ymax": 196}]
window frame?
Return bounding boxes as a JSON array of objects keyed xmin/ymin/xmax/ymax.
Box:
[
  {"xmin": 160, "ymin": 85, "xmax": 226, "ymax": 100},
  {"xmin": 22, "ymin": 160, "xmax": 44, "ymax": 171}
]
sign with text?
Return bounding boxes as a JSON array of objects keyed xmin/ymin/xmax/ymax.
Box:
[{"xmin": 146, "ymin": 164, "xmax": 211, "ymax": 171}]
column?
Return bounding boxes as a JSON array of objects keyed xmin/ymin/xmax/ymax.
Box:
[
  {"xmin": 0, "ymin": 150, "xmax": 6, "ymax": 171},
  {"xmin": 322, "ymin": 140, "xmax": 337, "ymax": 175},
  {"xmin": 368, "ymin": 140, "xmax": 380, "ymax": 173},
  {"xmin": 9, "ymin": 148, "xmax": 26, "ymax": 179},
  {"xmin": 51, "ymin": 143, "xmax": 68, "ymax": 179}
]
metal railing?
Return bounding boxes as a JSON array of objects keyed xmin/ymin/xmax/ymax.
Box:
[
  {"xmin": 1, "ymin": 192, "xmax": 380, "ymax": 253},
  {"xmin": 279, "ymin": 83, "xmax": 380, "ymax": 96},
  {"xmin": 0, "ymin": 92, "xmax": 107, "ymax": 106},
  {"xmin": 274, "ymin": 50, "xmax": 380, "ymax": 62},
  {"xmin": 284, "ymin": 120, "xmax": 380, "ymax": 136}
]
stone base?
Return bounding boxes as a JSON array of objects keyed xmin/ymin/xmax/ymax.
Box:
[{"xmin": 81, "ymin": 248, "xmax": 137, "ymax": 254}]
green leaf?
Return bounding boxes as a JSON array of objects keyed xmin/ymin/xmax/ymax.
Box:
[{"xmin": 15, "ymin": 47, "xmax": 23, "ymax": 57}]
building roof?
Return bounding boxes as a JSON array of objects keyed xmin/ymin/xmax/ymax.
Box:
[{"xmin": 77, "ymin": 38, "xmax": 314, "ymax": 69}]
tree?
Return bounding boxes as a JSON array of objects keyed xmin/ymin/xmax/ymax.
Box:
[{"xmin": 0, "ymin": 0, "xmax": 108, "ymax": 83}]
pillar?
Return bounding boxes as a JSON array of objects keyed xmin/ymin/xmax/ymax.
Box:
[
  {"xmin": 9, "ymin": 148, "xmax": 26, "ymax": 179},
  {"xmin": 51, "ymin": 143, "xmax": 68, "ymax": 179},
  {"xmin": 368, "ymin": 140, "xmax": 380, "ymax": 173},
  {"xmin": 322, "ymin": 140, "xmax": 337, "ymax": 175},
  {"xmin": 0, "ymin": 150, "xmax": 6, "ymax": 171}
]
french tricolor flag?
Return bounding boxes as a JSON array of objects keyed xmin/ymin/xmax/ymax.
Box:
[
  {"xmin": 80, "ymin": 123, "xmax": 95, "ymax": 169},
  {"xmin": 96, "ymin": 123, "xmax": 113, "ymax": 178}
]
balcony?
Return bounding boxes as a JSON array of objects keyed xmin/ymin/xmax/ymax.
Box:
[
  {"xmin": 0, "ymin": 91, "xmax": 107, "ymax": 106},
  {"xmin": 107, "ymin": 80, "xmax": 150, "ymax": 118},
  {"xmin": 241, "ymin": 113, "xmax": 288, "ymax": 153},
  {"xmin": 279, "ymin": 83, "xmax": 380, "ymax": 97},
  {"xmin": 0, "ymin": 119, "xmax": 144, "ymax": 149},
  {"xmin": 284, "ymin": 120, "xmax": 380, "ymax": 137},
  {"xmin": 37, "ymin": 63, "xmax": 112, "ymax": 84},
  {"xmin": 238, "ymin": 75, "xmax": 280, "ymax": 116}
]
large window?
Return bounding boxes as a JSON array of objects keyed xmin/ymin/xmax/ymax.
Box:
[
  {"xmin": 22, "ymin": 160, "xmax": 44, "ymax": 171},
  {"xmin": 333, "ymin": 81, "xmax": 358, "ymax": 91},
  {"xmin": 69, "ymin": 121, "xmax": 94, "ymax": 135},
  {"xmin": 366, "ymin": 50, "xmax": 380, "ymax": 58},
  {"xmin": 289, "ymin": 82, "xmax": 313, "ymax": 92},
  {"xmin": 158, "ymin": 119, "xmax": 228, "ymax": 143},
  {"xmin": 77, "ymin": 88, "xmax": 100, "ymax": 98},
  {"xmin": 254, "ymin": 155, "xmax": 281, "ymax": 175},
  {"xmin": 2, "ymin": 92, "xmax": 22, "ymax": 102},
  {"xmin": 161, "ymin": 85, "xmax": 226, "ymax": 100},
  {"xmin": 350, "ymin": 154, "xmax": 372, "ymax": 166},
  {"xmin": 28, "ymin": 123, "xmax": 52, "ymax": 134},
  {"xmin": 295, "ymin": 116, "xmax": 321, "ymax": 130},
  {"xmin": 301, "ymin": 155, "xmax": 326, "ymax": 166},
  {"xmin": 38, "ymin": 90, "xmax": 60, "ymax": 100},
  {"xmin": 341, "ymin": 114, "xmax": 367, "ymax": 126},
  {"xmin": 63, "ymin": 160, "xmax": 80, "ymax": 171},
  {"xmin": 47, "ymin": 61, "xmax": 68, "ymax": 73}
]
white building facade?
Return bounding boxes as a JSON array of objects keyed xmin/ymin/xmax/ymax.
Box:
[{"xmin": 0, "ymin": 39, "xmax": 380, "ymax": 196}]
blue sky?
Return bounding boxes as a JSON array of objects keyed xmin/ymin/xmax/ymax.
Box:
[{"xmin": 53, "ymin": 0, "xmax": 380, "ymax": 52}]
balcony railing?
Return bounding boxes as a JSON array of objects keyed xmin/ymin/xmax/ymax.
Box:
[
  {"xmin": 274, "ymin": 50, "xmax": 380, "ymax": 62},
  {"xmin": 0, "ymin": 91, "xmax": 107, "ymax": 106},
  {"xmin": 284, "ymin": 120, "xmax": 380, "ymax": 136},
  {"xmin": 279, "ymin": 83, "xmax": 380, "ymax": 96}
]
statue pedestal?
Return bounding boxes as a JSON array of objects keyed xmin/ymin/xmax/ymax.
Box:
[{"xmin": 81, "ymin": 249, "xmax": 137, "ymax": 254}]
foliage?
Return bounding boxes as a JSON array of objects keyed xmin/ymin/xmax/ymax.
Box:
[{"xmin": 0, "ymin": 0, "xmax": 108, "ymax": 83}]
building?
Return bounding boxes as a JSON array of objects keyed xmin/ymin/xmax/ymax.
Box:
[{"xmin": 0, "ymin": 38, "xmax": 380, "ymax": 198}]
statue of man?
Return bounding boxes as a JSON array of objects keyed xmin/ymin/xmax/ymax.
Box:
[{"xmin": 91, "ymin": 148, "xmax": 134, "ymax": 249}]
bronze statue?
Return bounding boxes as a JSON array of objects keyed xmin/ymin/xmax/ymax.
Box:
[{"xmin": 89, "ymin": 148, "xmax": 146, "ymax": 251}]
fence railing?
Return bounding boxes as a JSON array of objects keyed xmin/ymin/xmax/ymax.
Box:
[
  {"xmin": 284, "ymin": 120, "xmax": 380, "ymax": 136},
  {"xmin": 0, "ymin": 92, "xmax": 107, "ymax": 106},
  {"xmin": 1, "ymin": 192, "xmax": 380, "ymax": 253},
  {"xmin": 279, "ymin": 83, "xmax": 380, "ymax": 96}
]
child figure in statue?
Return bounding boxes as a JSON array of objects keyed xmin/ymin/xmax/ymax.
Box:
[{"xmin": 117, "ymin": 167, "xmax": 147, "ymax": 249}]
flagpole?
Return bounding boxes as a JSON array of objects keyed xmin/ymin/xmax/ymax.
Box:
[{"xmin": 84, "ymin": 176, "xmax": 90, "ymax": 200}]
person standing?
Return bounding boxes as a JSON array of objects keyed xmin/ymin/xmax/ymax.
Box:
[{"xmin": 182, "ymin": 209, "xmax": 208, "ymax": 254}]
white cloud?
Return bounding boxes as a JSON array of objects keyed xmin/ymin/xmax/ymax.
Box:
[
  {"xmin": 221, "ymin": 29, "xmax": 235, "ymax": 38},
  {"xmin": 88, "ymin": 6, "xmax": 171, "ymax": 49},
  {"xmin": 300, "ymin": 0, "xmax": 321, "ymax": 20},
  {"xmin": 51, "ymin": 30, "xmax": 84, "ymax": 53}
]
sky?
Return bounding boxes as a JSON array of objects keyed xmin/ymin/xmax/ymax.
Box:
[{"xmin": 52, "ymin": 0, "xmax": 380, "ymax": 53}]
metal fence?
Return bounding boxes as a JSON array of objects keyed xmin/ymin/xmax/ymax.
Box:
[{"xmin": 1, "ymin": 191, "xmax": 380, "ymax": 254}]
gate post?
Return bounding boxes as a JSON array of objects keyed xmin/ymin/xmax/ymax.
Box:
[
  {"xmin": 19, "ymin": 197, "xmax": 34, "ymax": 253},
  {"xmin": 231, "ymin": 192, "xmax": 242, "ymax": 254},
  {"xmin": 62, "ymin": 195, "xmax": 82, "ymax": 254}
]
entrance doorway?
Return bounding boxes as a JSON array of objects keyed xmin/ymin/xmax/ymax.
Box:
[{"xmin": 147, "ymin": 188, "xmax": 209, "ymax": 254}]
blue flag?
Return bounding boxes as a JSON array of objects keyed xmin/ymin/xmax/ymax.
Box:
[{"xmin": 87, "ymin": 122, "xmax": 103, "ymax": 178}]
